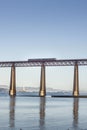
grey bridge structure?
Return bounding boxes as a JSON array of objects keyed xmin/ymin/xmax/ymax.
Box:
[{"xmin": 0, "ymin": 58, "xmax": 87, "ymax": 96}]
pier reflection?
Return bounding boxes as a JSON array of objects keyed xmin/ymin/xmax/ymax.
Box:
[
  {"xmin": 39, "ymin": 97, "xmax": 46, "ymax": 130},
  {"xmin": 9, "ymin": 96, "xmax": 16, "ymax": 128},
  {"xmin": 73, "ymin": 98, "xmax": 79, "ymax": 129}
]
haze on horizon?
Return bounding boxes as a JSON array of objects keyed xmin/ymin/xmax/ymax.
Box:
[{"xmin": 0, "ymin": 0, "xmax": 87, "ymax": 91}]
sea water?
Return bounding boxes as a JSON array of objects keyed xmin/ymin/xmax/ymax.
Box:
[{"xmin": 0, "ymin": 96, "xmax": 87, "ymax": 130}]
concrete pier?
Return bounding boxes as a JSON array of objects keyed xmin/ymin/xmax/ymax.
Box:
[
  {"xmin": 9, "ymin": 64, "xmax": 16, "ymax": 96},
  {"xmin": 39, "ymin": 64, "xmax": 46, "ymax": 97},
  {"xmin": 73, "ymin": 63, "xmax": 79, "ymax": 96}
]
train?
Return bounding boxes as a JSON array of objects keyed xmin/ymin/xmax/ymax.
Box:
[{"xmin": 28, "ymin": 58, "xmax": 56, "ymax": 62}]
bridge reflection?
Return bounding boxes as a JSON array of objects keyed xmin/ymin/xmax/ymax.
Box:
[
  {"xmin": 73, "ymin": 98, "xmax": 79, "ymax": 129},
  {"xmin": 8, "ymin": 96, "xmax": 80, "ymax": 129},
  {"xmin": 9, "ymin": 96, "xmax": 16, "ymax": 128},
  {"xmin": 9, "ymin": 96, "xmax": 46, "ymax": 129},
  {"xmin": 39, "ymin": 97, "xmax": 46, "ymax": 130}
]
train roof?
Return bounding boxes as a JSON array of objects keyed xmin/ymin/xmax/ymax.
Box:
[{"xmin": 28, "ymin": 58, "xmax": 56, "ymax": 62}]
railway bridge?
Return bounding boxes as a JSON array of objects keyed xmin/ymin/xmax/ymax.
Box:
[{"xmin": 0, "ymin": 58, "xmax": 87, "ymax": 96}]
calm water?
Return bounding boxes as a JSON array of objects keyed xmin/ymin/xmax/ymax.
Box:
[{"xmin": 0, "ymin": 96, "xmax": 87, "ymax": 130}]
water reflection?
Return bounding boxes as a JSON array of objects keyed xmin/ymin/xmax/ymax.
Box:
[
  {"xmin": 39, "ymin": 97, "xmax": 46, "ymax": 130},
  {"xmin": 9, "ymin": 96, "xmax": 16, "ymax": 128},
  {"xmin": 73, "ymin": 98, "xmax": 79, "ymax": 129}
]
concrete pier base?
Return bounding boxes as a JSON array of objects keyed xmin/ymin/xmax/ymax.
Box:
[
  {"xmin": 9, "ymin": 64, "xmax": 16, "ymax": 96},
  {"xmin": 73, "ymin": 63, "xmax": 79, "ymax": 96},
  {"xmin": 39, "ymin": 65, "xmax": 46, "ymax": 97}
]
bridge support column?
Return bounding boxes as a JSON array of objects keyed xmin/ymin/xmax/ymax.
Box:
[
  {"xmin": 73, "ymin": 63, "xmax": 79, "ymax": 96},
  {"xmin": 9, "ymin": 64, "xmax": 16, "ymax": 96},
  {"xmin": 39, "ymin": 65, "xmax": 46, "ymax": 97}
]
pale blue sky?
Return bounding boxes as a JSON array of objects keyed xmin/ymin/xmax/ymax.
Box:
[{"xmin": 0, "ymin": 0, "xmax": 87, "ymax": 91}]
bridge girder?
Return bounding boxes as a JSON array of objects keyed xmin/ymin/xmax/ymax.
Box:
[{"xmin": 0, "ymin": 59, "xmax": 87, "ymax": 67}]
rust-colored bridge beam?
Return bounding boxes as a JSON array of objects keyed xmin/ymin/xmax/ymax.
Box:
[
  {"xmin": 9, "ymin": 64, "xmax": 16, "ymax": 96},
  {"xmin": 73, "ymin": 63, "xmax": 79, "ymax": 96},
  {"xmin": 39, "ymin": 64, "xmax": 46, "ymax": 97}
]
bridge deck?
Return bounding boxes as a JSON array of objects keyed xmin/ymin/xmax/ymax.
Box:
[{"xmin": 0, "ymin": 58, "xmax": 87, "ymax": 67}]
